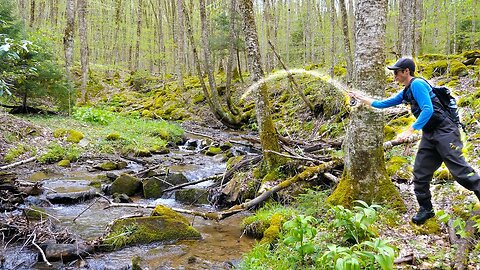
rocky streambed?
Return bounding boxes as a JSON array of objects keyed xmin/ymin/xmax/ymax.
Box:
[{"xmin": 0, "ymin": 130, "xmax": 257, "ymax": 269}]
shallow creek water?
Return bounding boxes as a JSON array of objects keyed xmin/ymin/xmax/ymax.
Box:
[{"xmin": 3, "ymin": 143, "xmax": 256, "ymax": 269}]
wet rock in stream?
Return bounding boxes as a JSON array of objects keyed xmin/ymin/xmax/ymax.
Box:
[
  {"xmin": 142, "ymin": 173, "xmax": 188, "ymax": 198},
  {"xmin": 111, "ymin": 174, "xmax": 142, "ymax": 196},
  {"xmin": 46, "ymin": 188, "xmax": 98, "ymax": 204}
]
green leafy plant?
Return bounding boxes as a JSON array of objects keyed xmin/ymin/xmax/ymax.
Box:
[
  {"xmin": 436, "ymin": 210, "xmax": 468, "ymax": 238},
  {"xmin": 73, "ymin": 107, "xmax": 114, "ymax": 125},
  {"xmin": 329, "ymin": 200, "xmax": 381, "ymax": 244},
  {"xmin": 282, "ymin": 215, "xmax": 318, "ymax": 266}
]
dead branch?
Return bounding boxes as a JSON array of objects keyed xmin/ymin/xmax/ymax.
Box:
[
  {"xmin": 120, "ymin": 155, "xmax": 147, "ymax": 165},
  {"xmin": 220, "ymin": 155, "xmax": 263, "ymax": 186},
  {"xmin": 268, "ymin": 40, "xmax": 315, "ymax": 113},
  {"xmin": 31, "ymin": 232, "xmax": 52, "ymax": 266},
  {"xmin": 383, "ymin": 134, "xmax": 421, "ymax": 150},
  {"xmin": 264, "ymin": 150, "xmax": 320, "ymax": 164},
  {"xmin": 162, "ymin": 174, "xmax": 223, "ymax": 193},
  {"xmin": 394, "ymin": 253, "xmax": 415, "ymax": 264},
  {"xmin": 0, "ymin": 157, "xmax": 37, "ymax": 170},
  {"xmin": 184, "ymin": 130, "xmax": 216, "ymax": 141},
  {"xmin": 133, "ymin": 164, "xmax": 163, "ymax": 177}
]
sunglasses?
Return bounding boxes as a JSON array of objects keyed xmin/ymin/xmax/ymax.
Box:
[{"xmin": 394, "ymin": 69, "xmax": 405, "ymax": 75}]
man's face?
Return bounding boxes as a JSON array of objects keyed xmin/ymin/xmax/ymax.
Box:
[{"xmin": 394, "ymin": 68, "xmax": 408, "ymax": 85}]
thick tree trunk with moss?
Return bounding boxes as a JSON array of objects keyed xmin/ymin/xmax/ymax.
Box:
[
  {"xmin": 327, "ymin": 0, "xmax": 404, "ymax": 209},
  {"xmin": 238, "ymin": 0, "xmax": 282, "ymax": 169}
]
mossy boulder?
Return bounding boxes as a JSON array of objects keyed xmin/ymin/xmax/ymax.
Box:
[
  {"xmin": 143, "ymin": 178, "xmax": 164, "ymax": 199},
  {"xmin": 66, "ymin": 130, "xmax": 84, "ymax": 143},
  {"xmin": 99, "ymin": 161, "xmax": 127, "ymax": 171},
  {"xmin": 206, "ymin": 147, "xmax": 222, "ymax": 156},
  {"xmin": 434, "ymin": 168, "xmax": 453, "ymax": 181},
  {"xmin": 57, "ymin": 159, "xmax": 71, "ymax": 167},
  {"xmin": 106, "ymin": 133, "xmax": 121, "ymax": 141},
  {"xmin": 165, "ymin": 173, "xmax": 189, "ymax": 186},
  {"xmin": 220, "ymin": 142, "xmax": 233, "ymax": 151},
  {"xmin": 422, "ymin": 60, "xmax": 468, "ymax": 79},
  {"xmin": 134, "ymin": 148, "xmax": 152, "ymax": 157},
  {"xmin": 175, "ymin": 189, "xmax": 209, "ymax": 205},
  {"xmin": 53, "ymin": 128, "xmax": 67, "ymax": 138},
  {"xmin": 111, "ymin": 174, "xmax": 142, "ymax": 196},
  {"xmin": 101, "ymin": 205, "xmax": 200, "ymax": 250}
]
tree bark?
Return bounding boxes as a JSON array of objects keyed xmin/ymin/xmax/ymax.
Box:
[
  {"xmin": 175, "ymin": 0, "xmax": 185, "ymax": 90},
  {"xmin": 413, "ymin": 0, "xmax": 423, "ymax": 56},
  {"xmin": 329, "ymin": 0, "xmax": 336, "ymax": 78},
  {"xmin": 327, "ymin": 0, "xmax": 404, "ymax": 209},
  {"xmin": 78, "ymin": 0, "xmax": 89, "ymax": 104},
  {"xmin": 63, "ymin": 0, "xmax": 75, "ymax": 78},
  {"xmin": 263, "ymin": 0, "xmax": 273, "ymax": 72},
  {"xmin": 157, "ymin": 0, "xmax": 166, "ymax": 79},
  {"xmin": 183, "ymin": 0, "xmax": 243, "ymax": 129},
  {"xmin": 225, "ymin": 0, "xmax": 240, "ymax": 115},
  {"xmin": 29, "ymin": 0, "xmax": 35, "ymax": 28},
  {"xmin": 339, "ymin": 0, "xmax": 353, "ymax": 85},
  {"xmin": 238, "ymin": 0, "xmax": 282, "ymax": 169},
  {"xmin": 134, "ymin": 0, "xmax": 143, "ymax": 71},
  {"xmin": 399, "ymin": 0, "xmax": 415, "ymax": 56}
]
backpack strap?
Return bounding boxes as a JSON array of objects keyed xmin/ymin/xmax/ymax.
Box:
[{"xmin": 402, "ymin": 77, "xmax": 418, "ymax": 102}]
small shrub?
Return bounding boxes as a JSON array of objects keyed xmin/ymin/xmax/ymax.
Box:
[{"xmin": 73, "ymin": 107, "xmax": 114, "ymax": 125}]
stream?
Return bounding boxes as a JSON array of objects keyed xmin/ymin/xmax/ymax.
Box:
[{"xmin": 2, "ymin": 132, "xmax": 257, "ymax": 270}]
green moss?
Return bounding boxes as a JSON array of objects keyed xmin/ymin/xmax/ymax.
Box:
[
  {"xmin": 175, "ymin": 189, "xmax": 209, "ymax": 205},
  {"xmin": 38, "ymin": 143, "xmax": 66, "ymax": 163},
  {"xmin": 99, "ymin": 161, "xmax": 118, "ymax": 171},
  {"xmin": 412, "ymin": 218, "xmax": 442, "ymax": 235},
  {"xmin": 89, "ymin": 180, "xmax": 102, "ymax": 189},
  {"xmin": 433, "ymin": 168, "xmax": 453, "ymax": 181},
  {"xmin": 57, "ymin": 159, "xmax": 71, "ymax": 167},
  {"xmin": 260, "ymin": 213, "xmax": 284, "ymax": 244},
  {"xmin": 422, "ymin": 60, "xmax": 468, "ymax": 79},
  {"xmin": 53, "ymin": 128, "xmax": 67, "ymax": 138},
  {"xmin": 3, "ymin": 144, "xmax": 28, "ymax": 163},
  {"xmin": 386, "ymin": 156, "xmax": 409, "ymax": 176},
  {"xmin": 106, "ymin": 133, "xmax": 121, "ymax": 140},
  {"xmin": 111, "ymin": 174, "xmax": 142, "ymax": 196},
  {"xmin": 143, "ymin": 178, "xmax": 164, "ymax": 199},
  {"xmin": 66, "ymin": 129, "xmax": 84, "ymax": 143},
  {"xmin": 192, "ymin": 93, "xmax": 205, "ymax": 104},
  {"xmin": 100, "ymin": 210, "xmax": 201, "ymax": 250},
  {"xmin": 226, "ymin": 156, "xmax": 244, "ymax": 170},
  {"xmin": 134, "ymin": 148, "xmax": 152, "ymax": 157},
  {"xmin": 206, "ymin": 147, "xmax": 222, "ymax": 156}
]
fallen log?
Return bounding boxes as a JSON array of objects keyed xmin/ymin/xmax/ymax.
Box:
[
  {"xmin": 221, "ymin": 159, "xmax": 342, "ymax": 217},
  {"xmin": 453, "ymin": 210, "xmax": 480, "ymax": 270},
  {"xmin": 0, "ymin": 157, "xmax": 37, "ymax": 170},
  {"xmin": 383, "ymin": 134, "xmax": 421, "ymax": 150}
]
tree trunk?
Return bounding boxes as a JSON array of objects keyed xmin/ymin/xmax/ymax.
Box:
[
  {"xmin": 286, "ymin": 0, "xmax": 290, "ymax": 65},
  {"xmin": 238, "ymin": 0, "xmax": 282, "ymax": 169},
  {"xmin": 413, "ymin": 0, "xmax": 423, "ymax": 56},
  {"xmin": 339, "ymin": 0, "xmax": 353, "ymax": 85},
  {"xmin": 157, "ymin": 0, "xmax": 166, "ymax": 79},
  {"xmin": 183, "ymin": 0, "xmax": 243, "ymax": 129},
  {"xmin": 327, "ymin": 0, "xmax": 404, "ymax": 209},
  {"xmin": 225, "ymin": 0, "xmax": 240, "ymax": 115},
  {"xmin": 329, "ymin": 0, "xmax": 336, "ymax": 78},
  {"xmin": 29, "ymin": 0, "xmax": 35, "ymax": 28},
  {"xmin": 50, "ymin": 0, "xmax": 58, "ymax": 27},
  {"xmin": 399, "ymin": 0, "xmax": 415, "ymax": 56},
  {"xmin": 63, "ymin": 0, "xmax": 75, "ymax": 77},
  {"xmin": 175, "ymin": 0, "xmax": 185, "ymax": 90},
  {"xmin": 472, "ymin": 0, "xmax": 477, "ymax": 50},
  {"xmin": 134, "ymin": 0, "xmax": 143, "ymax": 71},
  {"xmin": 263, "ymin": 0, "xmax": 273, "ymax": 72},
  {"xmin": 112, "ymin": 0, "xmax": 122, "ymax": 66},
  {"xmin": 78, "ymin": 0, "xmax": 89, "ymax": 104}
]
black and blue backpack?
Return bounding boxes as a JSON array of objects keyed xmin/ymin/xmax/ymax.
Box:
[{"xmin": 402, "ymin": 77, "xmax": 463, "ymax": 131}]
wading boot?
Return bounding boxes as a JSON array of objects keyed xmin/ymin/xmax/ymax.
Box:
[{"xmin": 412, "ymin": 206, "xmax": 435, "ymax": 225}]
